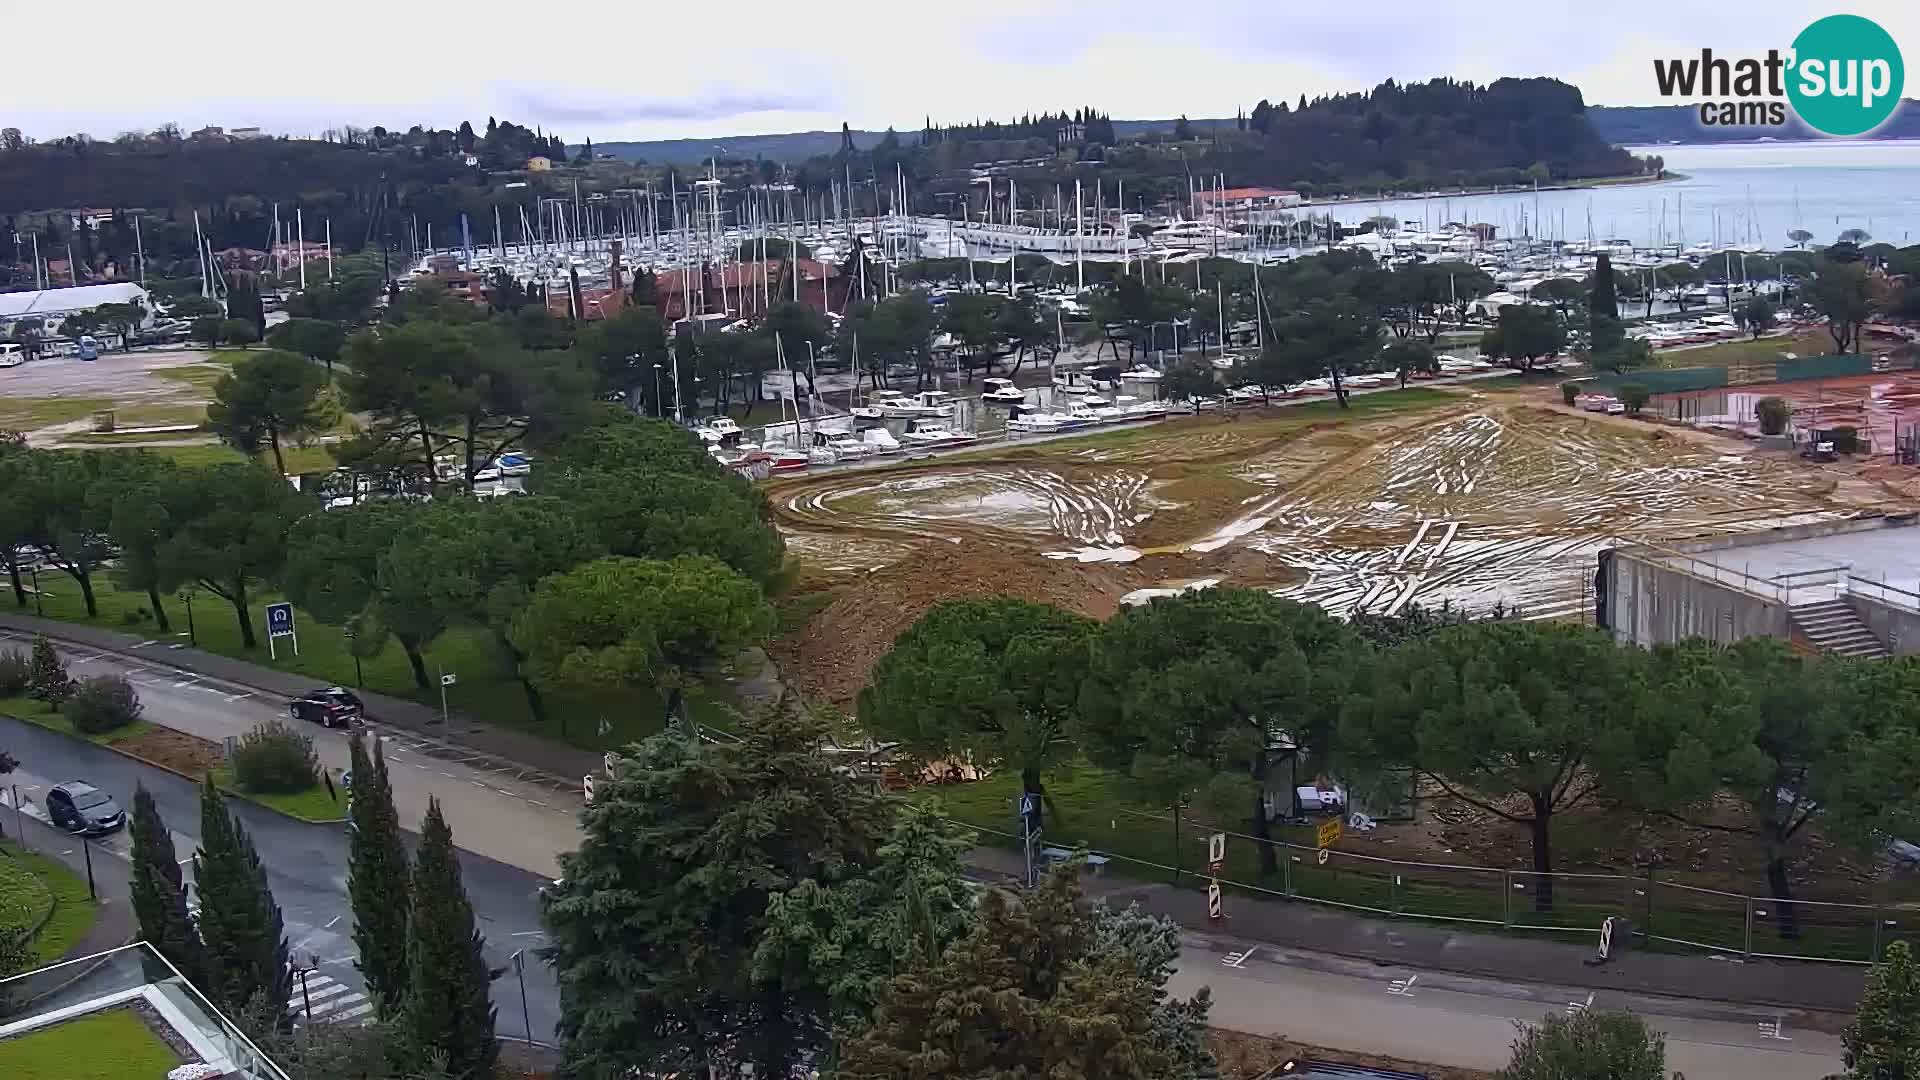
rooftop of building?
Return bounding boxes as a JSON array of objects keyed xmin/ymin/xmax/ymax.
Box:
[
  {"xmin": 1638, "ymin": 514, "xmax": 1920, "ymax": 600},
  {"xmin": 0, "ymin": 282, "xmax": 150, "ymax": 319}
]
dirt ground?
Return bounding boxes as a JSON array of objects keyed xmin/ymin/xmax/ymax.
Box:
[
  {"xmin": 768, "ymin": 384, "xmax": 1916, "ymax": 696},
  {"xmin": 116, "ymin": 727, "xmax": 225, "ymax": 776},
  {"xmin": 1, "ymin": 348, "xmax": 223, "ymax": 445},
  {"xmin": 1210, "ymin": 1028, "xmax": 1491, "ymax": 1080}
]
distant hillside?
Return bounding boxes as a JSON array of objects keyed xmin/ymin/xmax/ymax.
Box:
[
  {"xmin": 597, "ymin": 117, "xmax": 1240, "ymax": 165},
  {"xmin": 1588, "ymin": 101, "xmax": 1920, "ymax": 144}
]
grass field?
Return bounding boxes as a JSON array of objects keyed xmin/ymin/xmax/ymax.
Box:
[
  {"xmin": 16, "ymin": 572, "xmax": 716, "ymax": 752},
  {"xmin": 1651, "ymin": 330, "xmax": 1833, "ymax": 369},
  {"xmin": 0, "ymin": 1008, "xmax": 182, "ymax": 1079},
  {"xmin": 0, "ymin": 397, "xmax": 112, "ymax": 431},
  {"xmin": 212, "ymin": 765, "xmax": 346, "ymax": 821},
  {"xmin": 0, "ymin": 841, "xmax": 99, "ymax": 966},
  {"xmin": 922, "ymin": 762, "xmax": 1914, "ymax": 964}
]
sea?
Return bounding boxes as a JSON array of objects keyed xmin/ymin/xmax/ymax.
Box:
[{"xmin": 1314, "ymin": 139, "xmax": 1920, "ymax": 251}]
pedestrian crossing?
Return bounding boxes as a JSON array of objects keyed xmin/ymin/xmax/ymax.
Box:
[{"xmin": 289, "ymin": 972, "xmax": 374, "ymax": 1025}]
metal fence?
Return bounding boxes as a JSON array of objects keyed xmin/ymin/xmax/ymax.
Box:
[{"xmin": 962, "ymin": 810, "xmax": 1915, "ymax": 965}]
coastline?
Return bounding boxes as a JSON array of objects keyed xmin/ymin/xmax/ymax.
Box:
[{"xmin": 1310, "ymin": 170, "xmax": 1684, "ymax": 208}]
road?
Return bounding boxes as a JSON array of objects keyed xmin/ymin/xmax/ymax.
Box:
[
  {"xmin": 0, "ymin": 716, "xmax": 562, "ymax": 1041},
  {"xmin": 1170, "ymin": 939, "xmax": 1844, "ymax": 1080},
  {"xmin": 0, "ymin": 629, "xmax": 580, "ymax": 878}
]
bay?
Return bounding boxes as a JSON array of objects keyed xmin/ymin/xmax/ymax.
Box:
[{"xmin": 1314, "ymin": 140, "xmax": 1920, "ymax": 250}]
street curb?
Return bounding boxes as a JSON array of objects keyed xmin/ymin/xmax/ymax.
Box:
[
  {"xmin": 1, "ymin": 710, "xmax": 348, "ymax": 826},
  {"xmin": 2, "ymin": 621, "xmax": 582, "ymax": 794}
]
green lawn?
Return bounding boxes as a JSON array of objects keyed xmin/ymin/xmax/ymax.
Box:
[
  {"xmin": 0, "ymin": 841, "xmax": 100, "ymax": 966},
  {"xmin": 923, "ymin": 761, "xmax": 1914, "ymax": 963},
  {"xmin": 984, "ymin": 386, "xmax": 1458, "ymax": 457},
  {"xmin": 1650, "ymin": 330, "xmax": 1832, "ymax": 370},
  {"xmin": 211, "ymin": 766, "xmax": 346, "ymax": 823},
  {"xmin": 0, "ymin": 1008, "xmax": 182, "ymax": 1079},
  {"xmin": 0, "ymin": 850, "xmax": 53, "ymax": 939},
  {"xmin": 18, "ymin": 574, "xmax": 692, "ymax": 752},
  {"xmin": 0, "ymin": 697, "xmax": 155, "ymax": 747},
  {"xmin": 0, "ymin": 397, "xmax": 112, "ymax": 431}
]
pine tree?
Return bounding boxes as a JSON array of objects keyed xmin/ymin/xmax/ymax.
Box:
[
  {"xmin": 194, "ymin": 776, "xmax": 291, "ymax": 1021},
  {"xmin": 1844, "ymin": 940, "xmax": 1920, "ymax": 1080},
  {"xmin": 347, "ymin": 731, "xmax": 411, "ymax": 1016},
  {"xmin": 404, "ymin": 798, "xmax": 498, "ymax": 1080},
  {"xmin": 128, "ymin": 785, "xmax": 204, "ymax": 983},
  {"xmin": 27, "ymin": 636, "xmax": 72, "ymax": 711}
]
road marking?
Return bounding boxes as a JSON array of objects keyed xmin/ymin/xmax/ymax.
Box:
[
  {"xmin": 324, "ymin": 915, "xmax": 341, "ymax": 930},
  {"xmin": 511, "ymin": 930, "xmax": 546, "ymax": 938},
  {"xmin": 438, "ymin": 772, "xmax": 454, "ymax": 779},
  {"xmin": 1567, "ymin": 992, "xmax": 1593, "ymax": 1015},
  {"xmin": 1386, "ymin": 974, "xmax": 1418, "ymax": 996},
  {"xmin": 171, "ymin": 677, "xmax": 200, "ymax": 687},
  {"xmin": 194, "ymin": 685, "xmax": 225, "ymax": 695},
  {"xmin": 225, "ymin": 692, "xmax": 251, "ymax": 702},
  {"xmin": 1757, "ymin": 1019, "xmax": 1792, "ymax": 1041},
  {"xmin": 131, "ymin": 640, "xmax": 158, "ymax": 649},
  {"xmin": 330, "ymin": 1002, "xmax": 375, "ymax": 1022},
  {"xmin": 1221, "ymin": 947, "xmax": 1257, "ymax": 968},
  {"xmin": 492, "ymin": 788, "xmax": 515, "ymax": 796}
]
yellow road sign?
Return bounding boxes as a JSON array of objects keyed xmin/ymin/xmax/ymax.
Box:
[{"xmin": 1316, "ymin": 818, "xmax": 1343, "ymax": 850}]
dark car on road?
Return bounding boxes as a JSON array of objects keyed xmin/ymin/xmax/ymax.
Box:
[
  {"xmin": 47, "ymin": 781, "xmax": 125, "ymax": 835},
  {"xmin": 288, "ymin": 686, "xmax": 365, "ymax": 728}
]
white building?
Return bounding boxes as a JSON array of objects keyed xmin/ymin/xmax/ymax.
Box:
[{"xmin": 0, "ymin": 282, "xmax": 155, "ymax": 331}]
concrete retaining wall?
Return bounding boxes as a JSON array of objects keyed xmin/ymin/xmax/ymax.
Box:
[
  {"xmin": 1602, "ymin": 553, "xmax": 1793, "ymax": 647},
  {"xmin": 1846, "ymin": 596, "xmax": 1920, "ymax": 657}
]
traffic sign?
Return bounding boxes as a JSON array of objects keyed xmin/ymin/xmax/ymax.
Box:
[
  {"xmin": 1316, "ymin": 847, "xmax": 1331, "ymax": 866},
  {"xmin": 603, "ymin": 751, "xmax": 619, "ymax": 777},
  {"xmin": 1316, "ymin": 818, "xmax": 1343, "ymax": 850},
  {"xmin": 265, "ymin": 602, "xmax": 298, "ymax": 659},
  {"xmin": 440, "ymin": 673, "xmax": 458, "ymax": 687},
  {"xmin": 1018, "ymin": 793, "xmax": 1036, "ymax": 818},
  {"xmin": 1207, "ymin": 831, "xmax": 1226, "ymax": 875},
  {"xmin": 582, "ymin": 775, "xmax": 595, "ymax": 804},
  {"xmin": 1207, "ymin": 881, "xmax": 1223, "ymax": 921}
]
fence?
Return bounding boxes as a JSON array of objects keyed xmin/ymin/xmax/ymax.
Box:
[
  {"xmin": 1588, "ymin": 352, "xmax": 1915, "ymax": 398},
  {"xmin": 962, "ymin": 809, "xmax": 1914, "ymax": 965}
]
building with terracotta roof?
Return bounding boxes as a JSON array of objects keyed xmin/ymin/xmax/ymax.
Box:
[{"xmin": 1193, "ymin": 186, "xmax": 1303, "ymax": 210}]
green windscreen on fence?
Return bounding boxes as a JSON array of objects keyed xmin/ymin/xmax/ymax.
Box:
[
  {"xmin": 1775, "ymin": 353, "xmax": 1874, "ymax": 382},
  {"xmin": 1588, "ymin": 366, "xmax": 1730, "ymax": 394}
]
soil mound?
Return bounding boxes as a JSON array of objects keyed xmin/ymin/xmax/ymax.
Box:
[{"xmin": 774, "ymin": 541, "xmax": 1147, "ymax": 706}]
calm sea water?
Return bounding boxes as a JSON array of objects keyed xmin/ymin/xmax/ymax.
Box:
[{"xmin": 1317, "ymin": 140, "xmax": 1920, "ymax": 250}]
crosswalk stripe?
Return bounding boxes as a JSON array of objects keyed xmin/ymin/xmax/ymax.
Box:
[
  {"xmin": 289, "ymin": 983, "xmax": 351, "ymax": 1007},
  {"xmin": 327, "ymin": 1002, "xmax": 376, "ymax": 1023},
  {"xmin": 307, "ymin": 994, "xmax": 363, "ymax": 1016}
]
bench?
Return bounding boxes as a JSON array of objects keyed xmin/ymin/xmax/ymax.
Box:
[{"xmin": 1040, "ymin": 846, "xmax": 1111, "ymax": 876}]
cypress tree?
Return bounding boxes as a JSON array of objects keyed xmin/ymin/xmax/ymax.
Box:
[
  {"xmin": 405, "ymin": 798, "xmax": 497, "ymax": 1080},
  {"xmin": 346, "ymin": 732, "xmax": 411, "ymax": 1016},
  {"xmin": 128, "ymin": 785, "xmax": 204, "ymax": 983},
  {"xmin": 1590, "ymin": 252, "xmax": 1620, "ymax": 321},
  {"xmin": 194, "ymin": 776, "xmax": 291, "ymax": 1021},
  {"xmin": 1843, "ymin": 940, "xmax": 1920, "ymax": 1080}
]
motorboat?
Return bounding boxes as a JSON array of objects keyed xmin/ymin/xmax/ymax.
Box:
[
  {"xmin": 862, "ymin": 428, "xmax": 904, "ymax": 454},
  {"xmin": 1120, "ymin": 364, "xmax": 1163, "ymax": 382},
  {"xmin": 1052, "ymin": 370, "xmax": 1098, "ymax": 395},
  {"xmin": 877, "ymin": 389, "xmax": 957, "ymax": 418},
  {"xmin": 855, "ymin": 390, "xmax": 908, "ymax": 419},
  {"xmin": 694, "ymin": 416, "xmax": 744, "ymax": 443},
  {"xmin": 980, "ymin": 377, "xmax": 1027, "ymax": 404},
  {"xmin": 767, "ymin": 449, "xmax": 810, "ymax": 473},
  {"xmin": 1007, "ymin": 410, "xmax": 1068, "ymax": 433},
  {"xmin": 900, "ymin": 420, "xmax": 977, "ymax": 447},
  {"xmin": 819, "ymin": 432, "xmax": 873, "ymax": 460}
]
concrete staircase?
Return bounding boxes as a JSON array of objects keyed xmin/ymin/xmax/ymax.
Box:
[{"xmin": 1789, "ymin": 599, "xmax": 1890, "ymax": 659}]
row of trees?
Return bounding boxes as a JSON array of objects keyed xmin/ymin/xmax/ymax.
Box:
[
  {"xmin": 544, "ymin": 703, "xmax": 1216, "ymax": 1078},
  {"xmin": 859, "ymin": 591, "xmax": 1920, "ymax": 921},
  {"xmin": 128, "ymin": 738, "xmax": 496, "ymax": 1078}
]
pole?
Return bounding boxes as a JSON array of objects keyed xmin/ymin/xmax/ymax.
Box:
[
  {"xmin": 1171, "ymin": 801, "xmax": 1182, "ymax": 887},
  {"xmin": 29, "ymin": 563, "xmax": 42, "ymax": 616},
  {"xmin": 438, "ymin": 671, "xmax": 450, "ymax": 724},
  {"xmin": 514, "ymin": 952, "xmax": 533, "ymax": 1047},
  {"xmin": 297, "ymin": 207, "xmax": 307, "ymax": 289},
  {"xmin": 297, "ymin": 968, "xmax": 313, "ymax": 1021},
  {"xmin": 82, "ymin": 837, "xmax": 97, "ymax": 899}
]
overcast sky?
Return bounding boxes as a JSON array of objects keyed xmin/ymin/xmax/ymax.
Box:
[{"xmin": 7, "ymin": 0, "xmax": 1914, "ymax": 144}]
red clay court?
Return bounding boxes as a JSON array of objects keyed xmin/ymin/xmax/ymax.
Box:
[{"xmin": 1656, "ymin": 369, "xmax": 1920, "ymax": 457}]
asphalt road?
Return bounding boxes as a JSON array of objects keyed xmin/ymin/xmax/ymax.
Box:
[
  {"xmin": 0, "ymin": 629, "xmax": 581, "ymax": 878},
  {"xmin": 1171, "ymin": 939, "xmax": 1844, "ymax": 1080},
  {"xmin": 0, "ymin": 716, "xmax": 562, "ymax": 1043}
]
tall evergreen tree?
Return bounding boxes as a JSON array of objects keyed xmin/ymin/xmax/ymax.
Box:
[
  {"xmin": 347, "ymin": 731, "xmax": 412, "ymax": 1016},
  {"xmin": 1589, "ymin": 252, "xmax": 1620, "ymax": 321},
  {"xmin": 194, "ymin": 776, "xmax": 291, "ymax": 1021},
  {"xmin": 405, "ymin": 798, "xmax": 498, "ymax": 1080},
  {"xmin": 128, "ymin": 785, "xmax": 204, "ymax": 983},
  {"xmin": 1844, "ymin": 940, "xmax": 1920, "ymax": 1080}
]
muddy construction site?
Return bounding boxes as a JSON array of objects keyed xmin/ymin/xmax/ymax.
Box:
[{"xmin": 770, "ymin": 385, "xmax": 1918, "ymax": 705}]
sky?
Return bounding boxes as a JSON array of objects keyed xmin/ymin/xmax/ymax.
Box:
[{"xmin": 6, "ymin": 0, "xmax": 1917, "ymax": 145}]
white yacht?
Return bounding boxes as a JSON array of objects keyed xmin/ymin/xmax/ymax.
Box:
[
  {"xmin": 1119, "ymin": 364, "xmax": 1163, "ymax": 382},
  {"xmin": 900, "ymin": 420, "xmax": 977, "ymax": 447},
  {"xmin": 980, "ymin": 377, "xmax": 1027, "ymax": 404},
  {"xmin": 877, "ymin": 389, "xmax": 957, "ymax": 418},
  {"xmin": 862, "ymin": 428, "xmax": 904, "ymax": 454},
  {"xmin": 820, "ymin": 432, "xmax": 872, "ymax": 460}
]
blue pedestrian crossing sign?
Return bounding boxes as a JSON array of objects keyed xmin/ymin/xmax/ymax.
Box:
[
  {"xmin": 1018, "ymin": 793, "xmax": 1036, "ymax": 818},
  {"xmin": 265, "ymin": 602, "xmax": 298, "ymax": 659}
]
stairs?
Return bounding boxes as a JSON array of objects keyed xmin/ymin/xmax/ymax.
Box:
[{"xmin": 1789, "ymin": 599, "xmax": 1890, "ymax": 659}]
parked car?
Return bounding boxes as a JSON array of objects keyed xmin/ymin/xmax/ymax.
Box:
[
  {"xmin": 46, "ymin": 781, "xmax": 126, "ymax": 835},
  {"xmin": 288, "ymin": 686, "xmax": 365, "ymax": 728}
]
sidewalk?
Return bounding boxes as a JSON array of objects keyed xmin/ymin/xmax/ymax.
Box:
[
  {"xmin": 962, "ymin": 847, "xmax": 1867, "ymax": 1015},
  {"xmin": 3, "ymin": 812, "xmax": 138, "ymax": 1002},
  {"xmin": 0, "ymin": 612, "xmax": 600, "ymax": 785}
]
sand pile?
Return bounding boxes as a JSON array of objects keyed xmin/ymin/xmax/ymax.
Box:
[{"xmin": 774, "ymin": 540, "xmax": 1148, "ymax": 706}]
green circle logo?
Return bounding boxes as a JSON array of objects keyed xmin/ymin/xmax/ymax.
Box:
[{"xmin": 1787, "ymin": 15, "xmax": 1905, "ymax": 136}]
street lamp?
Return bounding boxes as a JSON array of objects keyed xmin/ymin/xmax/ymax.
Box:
[
  {"xmin": 28, "ymin": 561, "xmax": 41, "ymax": 616},
  {"xmin": 176, "ymin": 587, "xmax": 196, "ymax": 647},
  {"xmin": 652, "ymin": 363, "xmax": 663, "ymax": 418},
  {"xmin": 292, "ymin": 953, "xmax": 319, "ymax": 1021}
]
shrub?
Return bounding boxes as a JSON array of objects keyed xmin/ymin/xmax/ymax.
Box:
[
  {"xmin": 1502, "ymin": 1009, "xmax": 1666, "ymax": 1080},
  {"xmin": 26, "ymin": 637, "xmax": 72, "ymax": 711},
  {"xmin": 219, "ymin": 318, "xmax": 260, "ymax": 346},
  {"xmin": 230, "ymin": 720, "xmax": 320, "ymax": 794},
  {"xmin": 1755, "ymin": 395, "xmax": 1791, "ymax": 435},
  {"xmin": 67, "ymin": 675, "xmax": 144, "ymax": 735},
  {"xmin": 1828, "ymin": 425, "xmax": 1860, "ymax": 454},
  {"xmin": 1559, "ymin": 381, "xmax": 1580, "ymax": 406},
  {"xmin": 0, "ymin": 648, "xmax": 28, "ymax": 696},
  {"xmin": 1617, "ymin": 383, "xmax": 1650, "ymax": 416},
  {"xmin": 190, "ymin": 316, "xmax": 223, "ymax": 346}
]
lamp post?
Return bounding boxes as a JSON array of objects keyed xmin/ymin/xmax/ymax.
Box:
[
  {"xmin": 28, "ymin": 561, "xmax": 42, "ymax": 616},
  {"xmin": 176, "ymin": 587, "xmax": 196, "ymax": 647},
  {"xmin": 652, "ymin": 363, "xmax": 663, "ymax": 417}
]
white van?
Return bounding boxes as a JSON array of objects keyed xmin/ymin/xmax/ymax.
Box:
[{"xmin": 0, "ymin": 342, "xmax": 24, "ymax": 368}]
